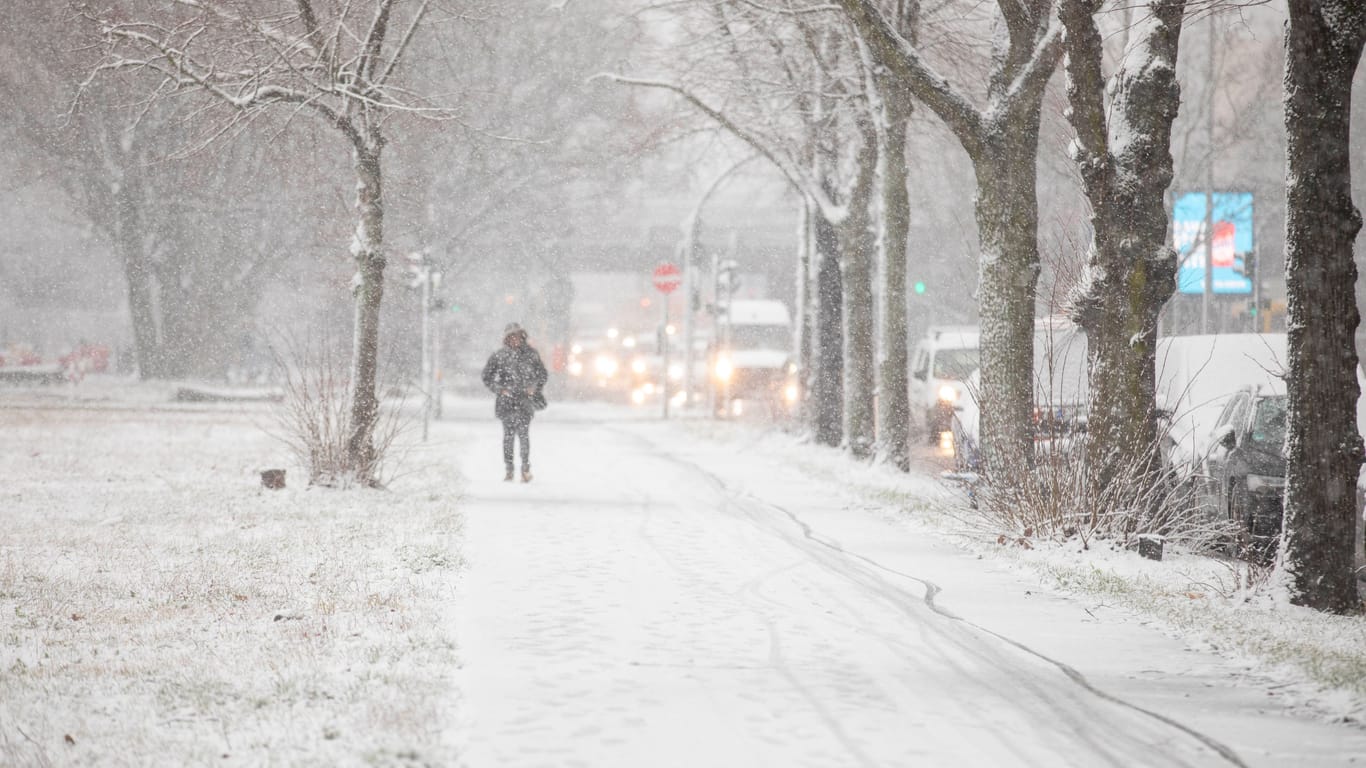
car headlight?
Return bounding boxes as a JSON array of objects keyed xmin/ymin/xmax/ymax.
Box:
[
  {"xmin": 630, "ymin": 358, "xmax": 647, "ymax": 375},
  {"xmin": 594, "ymin": 355, "xmax": 618, "ymax": 377},
  {"xmin": 784, "ymin": 383, "xmax": 799, "ymax": 404},
  {"xmin": 938, "ymin": 384, "xmax": 958, "ymax": 403},
  {"xmin": 1246, "ymin": 474, "xmax": 1285, "ymax": 493},
  {"xmin": 714, "ymin": 357, "xmax": 733, "ymax": 382}
]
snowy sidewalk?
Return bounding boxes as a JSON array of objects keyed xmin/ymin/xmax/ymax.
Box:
[{"xmin": 444, "ymin": 405, "xmax": 1366, "ymax": 767}]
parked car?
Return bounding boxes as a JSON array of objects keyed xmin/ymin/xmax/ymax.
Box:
[
  {"xmin": 1199, "ymin": 386, "xmax": 1287, "ymax": 561},
  {"xmin": 1155, "ymin": 333, "xmax": 1288, "ymax": 478},
  {"xmin": 947, "ymin": 318, "xmax": 1088, "ymax": 470}
]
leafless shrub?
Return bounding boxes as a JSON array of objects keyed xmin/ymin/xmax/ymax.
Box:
[
  {"xmin": 269, "ymin": 331, "xmax": 410, "ymax": 489},
  {"xmin": 974, "ymin": 437, "xmax": 1241, "ymax": 553},
  {"xmin": 964, "ymin": 316, "xmax": 1241, "ymax": 553}
]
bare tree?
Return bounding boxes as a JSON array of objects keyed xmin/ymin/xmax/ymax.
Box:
[
  {"xmin": 1278, "ymin": 0, "xmax": 1366, "ymax": 613},
  {"xmin": 1058, "ymin": 0, "xmax": 1186, "ymax": 495},
  {"xmin": 0, "ymin": 7, "xmax": 319, "ymax": 380},
  {"xmin": 869, "ymin": 0, "xmax": 920, "ymax": 471},
  {"xmin": 87, "ymin": 0, "xmax": 457, "ymax": 481},
  {"xmin": 838, "ymin": 0, "xmax": 1062, "ymax": 474},
  {"xmin": 602, "ymin": 2, "xmax": 876, "ymax": 449}
]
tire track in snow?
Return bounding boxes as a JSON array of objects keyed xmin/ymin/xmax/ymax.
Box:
[
  {"xmin": 617, "ymin": 426, "xmax": 1245, "ymax": 767},
  {"xmin": 757, "ymin": 494, "xmax": 1246, "ymax": 768}
]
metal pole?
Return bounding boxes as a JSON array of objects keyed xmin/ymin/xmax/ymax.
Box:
[
  {"xmin": 681, "ymin": 243, "xmax": 695, "ymax": 410},
  {"xmin": 1201, "ymin": 11, "xmax": 1215, "ymax": 335},
  {"xmin": 433, "ymin": 289, "xmax": 443, "ymax": 420},
  {"xmin": 708, "ymin": 251, "xmax": 719, "ymax": 419},
  {"xmin": 420, "ymin": 265, "xmax": 431, "ymax": 442},
  {"xmin": 661, "ymin": 297, "xmax": 670, "ymax": 419}
]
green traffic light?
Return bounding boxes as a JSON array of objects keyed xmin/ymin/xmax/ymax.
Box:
[{"xmin": 913, "ymin": 281, "xmax": 926, "ymax": 295}]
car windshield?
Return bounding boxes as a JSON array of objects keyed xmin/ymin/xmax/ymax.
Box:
[
  {"xmin": 729, "ymin": 325, "xmax": 790, "ymax": 351},
  {"xmin": 1249, "ymin": 396, "xmax": 1286, "ymax": 447},
  {"xmin": 933, "ymin": 348, "xmax": 980, "ymax": 380}
]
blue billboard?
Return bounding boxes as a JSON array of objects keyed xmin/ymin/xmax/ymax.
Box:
[{"xmin": 1173, "ymin": 192, "xmax": 1254, "ymax": 295}]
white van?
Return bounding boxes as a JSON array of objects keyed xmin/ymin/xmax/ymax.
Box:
[
  {"xmin": 909, "ymin": 326, "xmax": 979, "ymax": 443},
  {"xmin": 947, "ymin": 318, "xmax": 1087, "ymax": 468},
  {"xmin": 1155, "ymin": 334, "xmax": 1289, "ymax": 474}
]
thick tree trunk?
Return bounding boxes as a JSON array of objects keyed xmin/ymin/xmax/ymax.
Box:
[
  {"xmin": 842, "ymin": 136, "xmax": 879, "ymax": 458},
  {"xmin": 812, "ymin": 201, "xmax": 844, "ymax": 447},
  {"xmin": 346, "ymin": 143, "xmax": 387, "ymax": 481},
  {"xmin": 1280, "ymin": 0, "xmax": 1366, "ymax": 613},
  {"xmin": 1062, "ymin": 0, "xmax": 1185, "ymax": 492},
  {"xmin": 111, "ymin": 168, "xmax": 164, "ymax": 379},
  {"xmin": 973, "ymin": 121, "xmax": 1044, "ymax": 476},
  {"xmin": 879, "ymin": 91, "xmax": 914, "ymax": 471}
]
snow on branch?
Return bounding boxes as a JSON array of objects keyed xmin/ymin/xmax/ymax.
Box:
[
  {"xmin": 590, "ymin": 71, "xmax": 850, "ymax": 223},
  {"xmin": 87, "ymin": 0, "xmax": 454, "ymax": 152}
]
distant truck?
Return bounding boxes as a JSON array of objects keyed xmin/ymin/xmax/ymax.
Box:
[{"xmin": 712, "ymin": 299, "xmax": 796, "ymax": 416}]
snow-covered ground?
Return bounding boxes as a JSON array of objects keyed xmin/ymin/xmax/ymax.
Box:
[
  {"xmin": 1, "ymin": 392, "xmax": 463, "ymax": 765},
  {"xmin": 4, "ymin": 380, "xmax": 1365, "ymax": 766}
]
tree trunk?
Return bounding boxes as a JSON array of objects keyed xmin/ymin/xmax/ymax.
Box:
[
  {"xmin": 879, "ymin": 89, "xmax": 914, "ymax": 471},
  {"xmin": 111, "ymin": 166, "xmax": 164, "ymax": 379},
  {"xmin": 973, "ymin": 120, "xmax": 1044, "ymax": 476},
  {"xmin": 812, "ymin": 200, "xmax": 844, "ymax": 447},
  {"xmin": 1062, "ymin": 0, "xmax": 1185, "ymax": 492},
  {"xmin": 842, "ymin": 135, "xmax": 879, "ymax": 458},
  {"xmin": 346, "ymin": 142, "xmax": 387, "ymax": 482},
  {"xmin": 1280, "ymin": 0, "xmax": 1366, "ymax": 613}
]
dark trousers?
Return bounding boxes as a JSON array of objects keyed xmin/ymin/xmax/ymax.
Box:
[{"xmin": 502, "ymin": 416, "xmax": 531, "ymax": 470}]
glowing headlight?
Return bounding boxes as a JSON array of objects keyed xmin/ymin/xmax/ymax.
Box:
[
  {"xmin": 668, "ymin": 363, "xmax": 683, "ymax": 381},
  {"xmin": 784, "ymin": 383, "xmax": 799, "ymax": 404},
  {"xmin": 595, "ymin": 355, "xmax": 618, "ymax": 377},
  {"xmin": 938, "ymin": 384, "xmax": 958, "ymax": 403},
  {"xmin": 630, "ymin": 388, "xmax": 646, "ymax": 405},
  {"xmin": 714, "ymin": 357, "xmax": 733, "ymax": 382},
  {"xmin": 568, "ymin": 360, "xmax": 583, "ymax": 377},
  {"xmin": 1246, "ymin": 474, "xmax": 1285, "ymax": 493},
  {"xmin": 630, "ymin": 358, "xmax": 647, "ymax": 375}
]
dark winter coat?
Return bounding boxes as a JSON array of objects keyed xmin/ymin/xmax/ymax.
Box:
[{"xmin": 482, "ymin": 343, "xmax": 548, "ymax": 422}]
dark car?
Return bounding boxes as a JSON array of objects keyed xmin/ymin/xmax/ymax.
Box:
[{"xmin": 1201, "ymin": 387, "xmax": 1286, "ymax": 562}]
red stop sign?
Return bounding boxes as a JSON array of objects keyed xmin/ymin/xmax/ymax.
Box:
[{"xmin": 653, "ymin": 262, "xmax": 682, "ymax": 294}]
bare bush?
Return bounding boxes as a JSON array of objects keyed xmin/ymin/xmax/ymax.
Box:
[
  {"xmin": 974, "ymin": 439, "xmax": 1240, "ymax": 553},
  {"xmin": 961, "ymin": 316, "xmax": 1241, "ymax": 553},
  {"xmin": 270, "ymin": 332, "xmax": 410, "ymax": 489}
]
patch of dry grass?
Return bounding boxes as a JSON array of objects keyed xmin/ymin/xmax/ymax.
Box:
[{"xmin": 0, "ymin": 404, "xmax": 463, "ymax": 766}]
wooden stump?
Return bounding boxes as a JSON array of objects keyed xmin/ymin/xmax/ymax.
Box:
[{"xmin": 260, "ymin": 469, "xmax": 286, "ymax": 490}]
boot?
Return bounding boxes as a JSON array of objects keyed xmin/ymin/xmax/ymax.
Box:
[
  {"xmin": 504, "ymin": 466, "xmax": 514, "ymax": 482},
  {"xmin": 521, "ymin": 467, "xmax": 533, "ymax": 483}
]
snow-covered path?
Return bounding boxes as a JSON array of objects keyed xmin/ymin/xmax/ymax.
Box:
[{"xmin": 444, "ymin": 402, "xmax": 1365, "ymax": 767}]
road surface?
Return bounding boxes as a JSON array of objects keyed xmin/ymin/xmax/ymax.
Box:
[{"xmin": 439, "ymin": 399, "xmax": 1365, "ymax": 767}]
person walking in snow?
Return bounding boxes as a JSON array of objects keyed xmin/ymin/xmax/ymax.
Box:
[{"xmin": 482, "ymin": 323, "xmax": 549, "ymax": 482}]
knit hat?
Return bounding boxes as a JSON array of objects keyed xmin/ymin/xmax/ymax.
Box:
[{"xmin": 503, "ymin": 322, "xmax": 526, "ymax": 339}]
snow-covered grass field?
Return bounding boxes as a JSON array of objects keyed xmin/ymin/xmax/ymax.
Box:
[
  {"xmin": 681, "ymin": 419, "xmax": 1366, "ymax": 723},
  {"xmin": 0, "ymin": 398, "xmax": 463, "ymax": 766}
]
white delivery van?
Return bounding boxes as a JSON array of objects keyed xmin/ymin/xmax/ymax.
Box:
[
  {"xmin": 1155, "ymin": 334, "xmax": 1289, "ymax": 475},
  {"xmin": 713, "ymin": 299, "xmax": 795, "ymax": 416},
  {"xmin": 909, "ymin": 326, "xmax": 980, "ymax": 443}
]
